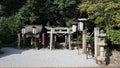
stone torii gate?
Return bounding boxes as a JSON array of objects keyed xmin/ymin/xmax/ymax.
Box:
[{"xmin": 45, "ymin": 27, "xmax": 75, "ymax": 50}]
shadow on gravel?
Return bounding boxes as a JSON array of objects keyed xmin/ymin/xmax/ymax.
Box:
[{"xmin": 0, "ymin": 47, "xmax": 28, "ymax": 58}]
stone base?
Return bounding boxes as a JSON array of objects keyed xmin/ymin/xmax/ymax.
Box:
[
  {"xmin": 110, "ymin": 51, "xmax": 120, "ymax": 65},
  {"xmin": 96, "ymin": 56, "xmax": 106, "ymax": 65}
]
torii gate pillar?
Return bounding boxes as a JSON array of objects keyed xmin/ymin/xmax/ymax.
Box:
[
  {"xmin": 50, "ymin": 28, "xmax": 53, "ymax": 50},
  {"xmin": 68, "ymin": 28, "xmax": 71, "ymax": 50}
]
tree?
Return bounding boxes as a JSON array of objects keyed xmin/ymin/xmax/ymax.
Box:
[
  {"xmin": 78, "ymin": 0, "xmax": 120, "ymax": 46},
  {"xmin": 15, "ymin": 0, "xmax": 39, "ymax": 26},
  {"xmin": 45, "ymin": 0, "xmax": 80, "ymax": 27},
  {"xmin": 0, "ymin": 0, "xmax": 26, "ymax": 16},
  {"xmin": 0, "ymin": 0, "xmax": 81, "ymax": 44},
  {"xmin": 78, "ymin": 1, "xmax": 120, "ymax": 28}
]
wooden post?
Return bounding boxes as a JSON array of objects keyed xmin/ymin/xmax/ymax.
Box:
[
  {"xmin": 50, "ymin": 28, "xmax": 53, "ymax": 50},
  {"xmin": 82, "ymin": 30, "xmax": 87, "ymax": 53},
  {"xmin": 22, "ymin": 34, "xmax": 25, "ymax": 48},
  {"xmin": 31, "ymin": 37, "xmax": 33, "ymax": 46},
  {"xmin": 94, "ymin": 27, "xmax": 99, "ymax": 57},
  {"xmin": 68, "ymin": 28, "xmax": 71, "ymax": 50},
  {"xmin": 53, "ymin": 35, "xmax": 56, "ymax": 48},
  {"xmin": 17, "ymin": 33, "xmax": 20, "ymax": 48},
  {"xmin": 34, "ymin": 35, "xmax": 37, "ymax": 49},
  {"xmin": 77, "ymin": 31, "xmax": 80, "ymax": 55},
  {"xmin": 65, "ymin": 35, "xmax": 67, "ymax": 48},
  {"xmin": 42, "ymin": 33, "xmax": 45, "ymax": 47}
]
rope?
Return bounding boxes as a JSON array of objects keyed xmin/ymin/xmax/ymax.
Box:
[{"xmin": 88, "ymin": 31, "xmax": 94, "ymax": 41}]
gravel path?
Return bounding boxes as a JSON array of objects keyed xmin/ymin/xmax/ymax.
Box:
[{"xmin": 0, "ymin": 47, "xmax": 99, "ymax": 67}]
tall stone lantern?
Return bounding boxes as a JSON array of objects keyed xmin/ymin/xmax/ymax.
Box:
[{"xmin": 96, "ymin": 29, "xmax": 107, "ymax": 65}]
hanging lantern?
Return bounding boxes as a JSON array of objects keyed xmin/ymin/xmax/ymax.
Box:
[
  {"xmin": 21, "ymin": 27, "xmax": 26, "ymax": 34},
  {"xmin": 32, "ymin": 26, "xmax": 36, "ymax": 34},
  {"xmin": 78, "ymin": 22, "xmax": 84, "ymax": 31},
  {"xmin": 72, "ymin": 24, "xmax": 77, "ymax": 32}
]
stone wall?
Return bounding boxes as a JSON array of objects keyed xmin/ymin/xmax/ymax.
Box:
[{"xmin": 110, "ymin": 51, "xmax": 120, "ymax": 64}]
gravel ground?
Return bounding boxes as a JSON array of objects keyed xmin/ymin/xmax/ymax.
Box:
[{"xmin": 0, "ymin": 47, "xmax": 99, "ymax": 67}]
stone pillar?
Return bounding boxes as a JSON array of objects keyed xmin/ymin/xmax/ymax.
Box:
[
  {"xmin": 50, "ymin": 28, "xmax": 53, "ymax": 50},
  {"xmin": 94, "ymin": 27, "xmax": 99, "ymax": 57},
  {"xmin": 82, "ymin": 30, "xmax": 87, "ymax": 53},
  {"xmin": 68, "ymin": 28, "xmax": 71, "ymax": 50},
  {"xmin": 100, "ymin": 47, "xmax": 105, "ymax": 57}
]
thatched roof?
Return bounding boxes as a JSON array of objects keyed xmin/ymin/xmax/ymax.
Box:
[{"xmin": 23, "ymin": 25, "xmax": 43, "ymax": 34}]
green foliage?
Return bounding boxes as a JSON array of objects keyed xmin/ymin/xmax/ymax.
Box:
[
  {"xmin": 78, "ymin": 0, "xmax": 120, "ymax": 46},
  {"xmin": 0, "ymin": 0, "xmax": 80, "ymax": 45},
  {"xmin": 107, "ymin": 29, "xmax": 120, "ymax": 45},
  {"xmin": 95, "ymin": 17, "xmax": 104, "ymax": 24},
  {"xmin": 14, "ymin": 0, "xmax": 80, "ymax": 26},
  {"xmin": 53, "ymin": 0, "xmax": 76, "ymax": 10},
  {"xmin": 78, "ymin": 1, "xmax": 120, "ymax": 28},
  {"xmin": 66, "ymin": 18, "xmax": 75, "ymax": 27},
  {"xmin": 0, "ymin": 0, "xmax": 26, "ymax": 16},
  {"xmin": 0, "ymin": 17, "xmax": 18, "ymax": 44},
  {"xmin": 46, "ymin": 0, "xmax": 79, "ymax": 26},
  {"xmin": 15, "ymin": 0, "xmax": 39, "ymax": 25}
]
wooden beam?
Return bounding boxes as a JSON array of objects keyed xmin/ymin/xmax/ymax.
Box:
[{"xmin": 46, "ymin": 27, "xmax": 74, "ymax": 34}]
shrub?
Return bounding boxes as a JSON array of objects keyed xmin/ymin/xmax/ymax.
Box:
[
  {"xmin": 107, "ymin": 29, "xmax": 120, "ymax": 45},
  {"xmin": 0, "ymin": 16, "xmax": 19, "ymax": 44},
  {"xmin": 107, "ymin": 29, "xmax": 120, "ymax": 50}
]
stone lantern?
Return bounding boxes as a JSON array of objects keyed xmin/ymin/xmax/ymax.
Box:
[{"xmin": 96, "ymin": 30, "xmax": 107, "ymax": 65}]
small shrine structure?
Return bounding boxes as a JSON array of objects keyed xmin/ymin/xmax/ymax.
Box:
[{"xmin": 17, "ymin": 25, "xmax": 45, "ymax": 49}]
